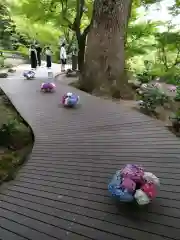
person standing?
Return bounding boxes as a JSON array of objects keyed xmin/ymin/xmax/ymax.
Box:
[
  {"xmin": 35, "ymin": 43, "xmax": 42, "ymax": 66},
  {"xmin": 60, "ymin": 42, "xmax": 67, "ymax": 72},
  {"xmin": 29, "ymin": 45, "xmax": 38, "ymax": 70},
  {"xmin": 45, "ymin": 46, "xmax": 52, "ymax": 68}
]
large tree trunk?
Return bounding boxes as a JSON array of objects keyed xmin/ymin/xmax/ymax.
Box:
[{"xmin": 81, "ymin": 0, "xmax": 133, "ymax": 99}]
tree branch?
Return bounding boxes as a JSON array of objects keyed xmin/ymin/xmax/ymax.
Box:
[
  {"xmin": 82, "ymin": 23, "xmax": 91, "ymax": 38},
  {"xmin": 60, "ymin": 0, "xmax": 73, "ymax": 29},
  {"xmin": 173, "ymin": 47, "xmax": 180, "ymax": 67},
  {"xmin": 161, "ymin": 44, "xmax": 169, "ymax": 70},
  {"xmin": 72, "ymin": 0, "xmax": 85, "ymax": 32}
]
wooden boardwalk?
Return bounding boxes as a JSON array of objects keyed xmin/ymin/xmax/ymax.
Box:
[{"xmin": 0, "ymin": 65, "xmax": 180, "ymax": 240}]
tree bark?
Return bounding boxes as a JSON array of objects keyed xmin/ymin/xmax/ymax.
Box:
[
  {"xmin": 76, "ymin": 25, "xmax": 90, "ymax": 72},
  {"xmin": 81, "ymin": 0, "xmax": 134, "ymax": 99},
  {"xmin": 77, "ymin": 35, "xmax": 86, "ymax": 71}
]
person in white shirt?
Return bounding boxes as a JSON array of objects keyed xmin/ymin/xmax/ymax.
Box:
[
  {"xmin": 45, "ymin": 46, "xmax": 52, "ymax": 68},
  {"xmin": 60, "ymin": 42, "xmax": 67, "ymax": 72}
]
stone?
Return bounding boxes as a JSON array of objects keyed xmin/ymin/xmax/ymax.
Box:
[
  {"xmin": 0, "ymin": 72, "xmax": 8, "ymax": 78},
  {"xmin": 8, "ymin": 68, "xmax": 16, "ymax": 73}
]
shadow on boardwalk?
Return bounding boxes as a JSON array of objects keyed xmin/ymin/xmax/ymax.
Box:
[{"xmin": 0, "ymin": 64, "xmax": 179, "ymax": 240}]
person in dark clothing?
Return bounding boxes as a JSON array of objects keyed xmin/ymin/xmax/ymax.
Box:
[
  {"xmin": 29, "ymin": 45, "xmax": 37, "ymax": 69},
  {"xmin": 35, "ymin": 44, "xmax": 42, "ymax": 66},
  {"xmin": 45, "ymin": 46, "xmax": 52, "ymax": 68}
]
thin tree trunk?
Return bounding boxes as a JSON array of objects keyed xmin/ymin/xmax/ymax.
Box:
[
  {"xmin": 76, "ymin": 24, "xmax": 90, "ymax": 72},
  {"xmin": 81, "ymin": 0, "xmax": 133, "ymax": 99},
  {"xmin": 77, "ymin": 34, "xmax": 86, "ymax": 71}
]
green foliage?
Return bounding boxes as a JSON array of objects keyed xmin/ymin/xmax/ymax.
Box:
[
  {"xmin": 0, "ymin": 2, "xmax": 15, "ymax": 48},
  {"xmin": 128, "ymin": 23, "xmax": 180, "ymax": 83},
  {"xmin": 138, "ymin": 87, "xmax": 169, "ymax": 114},
  {"xmin": 2, "ymin": 95, "xmax": 13, "ymax": 107},
  {"xmin": 0, "ymin": 154, "xmax": 16, "ymax": 171},
  {"xmin": 10, "ymin": 0, "xmax": 93, "ymax": 66},
  {"xmin": 136, "ymin": 72, "xmax": 152, "ymax": 83},
  {"xmin": 126, "ymin": 19, "xmax": 159, "ymax": 59},
  {"xmin": 0, "ymin": 56, "xmax": 5, "ymax": 68},
  {"xmin": 0, "ymin": 119, "xmax": 19, "ymax": 147},
  {"xmin": 155, "ymin": 31, "xmax": 180, "ymax": 69},
  {"xmin": 174, "ymin": 87, "xmax": 180, "ymax": 102},
  {"xmin": 2, "ymin": 0, "xmax": 179, "ymax": 80},
  {"xmin": 168, "ymin": 0, "xmax": 180, "ymax": 16},
  {"xmin": 16, "ymin": 45, "xmax": 29, "ymax": 57},
  {"xmin": 0, "ymin": 1, "xmax": 30, "ymax": 50},
  {"xmin": 169, "ymin": 109, "xmax": 180, "ymax": 132}
]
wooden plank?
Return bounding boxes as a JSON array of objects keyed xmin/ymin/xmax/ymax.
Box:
[
  {"xmin": 23, "ymin": 162, "xmax": 180, "ymax": 176},
  {"xmin": 0, "ymin": 216, "xmax": 56, "ymax": 240},
  {"xmin": 2, "ymin": 189, "xmax": 180, "ymax": 223},
  {"xmin": 0, "ymin": 200, "xmax": 172, "ymax": 240},
  {"xmin": 4, "ymin": 184, "xmax": 180, "ymax": 215},
  {"xmin": 18, "ymin": 167, "xmax": 180, "ymax": 183},
  {"xmin": 15, "ymin": 173, "xmax": 180, "ymax": 194},
  {"xmin": 0, "ymin": 227, "xmax": 27, "ymax": 240}
]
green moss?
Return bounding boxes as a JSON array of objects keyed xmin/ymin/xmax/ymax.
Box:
[{"xmin": 0, "ymin": 89, "xmax": 33, "ymax": 183}]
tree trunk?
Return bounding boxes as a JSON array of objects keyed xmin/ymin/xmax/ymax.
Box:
[
  {"xmin": 76, "ymin": 24, "xmax": 90, "ymax": 72},
  {"xmin": 77, "ymin": 34, "xmax": 86, "ymax": 72},
  {"xmin": 81, "ymin": 0, "xmax": 134, "ymax": 99}
]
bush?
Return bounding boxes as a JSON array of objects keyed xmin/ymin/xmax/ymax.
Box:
[
  {"xmin": 0, "ymin": 56, "xmax": 5, "ymax": 68},
  {"xmin": 53, "ymin": 50, "xmax": 60, "ymax": 63},
  {"xmin": 0, "ymin": 153, "xmax": 16, "ymax": 181},
  {"xmin": 138, "ymin": 87, "xmax": 169, "ymax": 114},
  {"xmin": 0, "ymin": 154, "xmax": 16, "ymax": 170},
  {"xmin": 174, "ymin": 87, "xmax": 180, "ymax": 102},
  {"xmin": 16, "ymin": 45, "xmax": 29, "ymax": 59},
  {"xmin": 169, "ymin": 110, "xmax": 180, "ymax": 133},
  {"xmin": 136, "ymin": 72, "xmax": 152, "ymax": 83},
  {"xmin": 0, "ymin": 119, "xmax": 19, "ymax": 148},
  {"xmin": 2, "ymin": 95, "xmax": 13, "ymax": 107}
]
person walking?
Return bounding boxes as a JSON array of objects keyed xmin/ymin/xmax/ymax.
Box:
[
  {"xmin": 35, "ymin": 43, "xmax": 42, "ymax": 66},
  {"xmin": 45, "ymin": 46, "xmax": 52, "ymax": 68},
  {"xmin": 60, "ymin": 42, "xmax": 67, "ymax": 72},
  {"xmin": 29, "ymin": 45, "xmax": 38, "ymax": 70}
]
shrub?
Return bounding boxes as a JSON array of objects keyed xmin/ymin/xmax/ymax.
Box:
[
  {"xmin": 138, "ymin": 87, "xmax": 169, "ymax": 114},
  {"xmin": 0, "ymin": 153, "xmax": 19, "ymax": 181},
  {"xmin": 174, "ymin": 87, "xmax": 180, "ymax": 102},
  {"xmin": 0, "ymin": 56, "xmax": 5, "ymax": 68},
  {"xmin": 135, "ymin": 69, "xmax": 156, "ymax": 84},
  {"xmin": 16, "ymin": 45, "xmax": 29, "ymax": 59},
  {"xmin": 0, "ymin": 119, "xmax": 19, "ymax": 148},
  {"xmin": 169, "ymin": 110, "xmax": 180, "ymax": 133},
  {"xmin": 0, "ymin": 154, "xmax": 16, "ymax": 170},
  {"xmin": 2, "ymin": 95, "xmax": 13, "ymax": 107}
]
